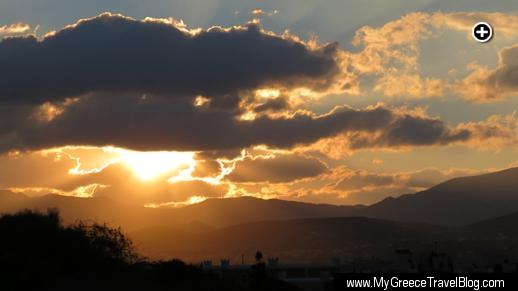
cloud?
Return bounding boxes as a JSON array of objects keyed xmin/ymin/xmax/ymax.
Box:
[
  {"xmin": 191, "ymin": 160, "xmax": 222, "ymax": 178},
  {"xmin": 336, "ymin": 167, "xmax": 485, "ymax": 205},
  {"xmin": 3, "ymin": 92, "xmax": 514, "ymax": 157},
  {"xmin": 226, "ymin": 154, "xmax": 328, "ymax": 183},
  {"xmin": 405, "ymin": 168, "xmax": 482, "ymax": 188},
  {"xmin": 332, "ymin": 167, "xmax": 486, "ymax": 204},
  {"xmin": 0, "ymin": 151, "xmax": 75, "ymax": 189},
  {"xmin": 455, "ymin": 45, "xmax": 518, "ymax": 102},
  {"xmin": 456, "ymin": 112, "xmax": 518, "ymax": 149},
  {"xmin": 344, "ymin": 12, "xmax": 443, "ymax": 98},
  {"xmin": 0, "ymin": 145, "xmax": 503, "ymax": 206},
  {"xmin": 305, "ymin": 106, "xmax": 472, "ymax": 157},
  {"xmin": 1, "ymin": 12, "xmax": 514, "ymax": 156},
  {"xmin": 0, "ymin": 23, "xmax": 30, "ymax": 35},
  {"xmin": 251, "ymin": 9, "xmax": 264, "ymax": 16},
  {"xmin": 59, "ymin": 163, "xmax": 228, "ymax": 204},
  {"xmin": 252, "ymin": 97, "xmax": 290, "ymax": 113},
  {"xmin": 436, "ymin": 12, "xmax": 518, "ymax": 37},
  {"xmin": 2, "ymin": 93, "xmax": 478, "ymax": 153},
  {"xmin": 334, "ymin": 167, "xmax": 481, "ymax": 193},
  {"xmin": 312, "ymin": 110, "xmax": 518, "ymax": 158},
  {"xmin": 344, "ymin": 11, "xmax": 518, "ymax": 100},
  {"xmin": 350, "ymin": 114, "xmax": 470, "ymax": 148},
  {"xmin": 0, "ymin": 13, "xmax": 339, "ymax": 105},
  {"xmin": 336, "ymin": 187, "xmax": 415, "ymax": 206},
  {"xmin": 250, "ymin": 9, "xmax": 279, "ymax": 17},
  {"xmin": 335, "ymin": 171, "xmax": 394, "ymax": 191},
  {"xmin": 229, "ymin": 165, "xmax": 486, "ymax": 205}
]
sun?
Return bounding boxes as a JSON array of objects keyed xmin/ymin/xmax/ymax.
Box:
[
  {"xmin": 114, "ymin": 149, "xmax": 195, "ymax": 181},
  {"xmin": 50, "ymin": 146, "xmax": 198, "ymax": 182}
]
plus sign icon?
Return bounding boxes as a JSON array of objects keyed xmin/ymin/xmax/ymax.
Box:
[{"xmin": 472, "ymin": 22, "xmax": 493, "ymax": 43}]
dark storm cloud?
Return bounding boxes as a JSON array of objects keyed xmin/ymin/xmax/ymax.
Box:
[
  {"xmin": 0, "ymin": 13, "xmax": 338, "ymax": 105},
  {"xmin": 348, "ymin": 114, "xmax": 471, "ymax": 149},
  {"xmin": 0, "ymin": 13, "xmax": 485, "ymax": 154},
  {"xmin": 226, "ymin": 154, "xmax": 328, "ymax": 183},
  {"xmin": 382, "ymin": 115, "xmax": 470, "ymax": 146},
  {"xmin": 0, "ymin": 94, "xmax": 477, "ymax": 153},
  {"xmin": 194, "ymin": 150, "xmax": 243, "ymax": 160},
  {"xmin": 0, "ymin": 94, "xmax": 389, "ymax": 152}
]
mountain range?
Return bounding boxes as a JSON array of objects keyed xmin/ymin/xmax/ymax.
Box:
[{"xmin": 2, "ymin": 167, "xmax": 518, "ymax": 262}]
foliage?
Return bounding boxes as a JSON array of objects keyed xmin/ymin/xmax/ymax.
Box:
[{"xmin": 0, "ymin": 209, "xmax": 299, "ymax": 291}]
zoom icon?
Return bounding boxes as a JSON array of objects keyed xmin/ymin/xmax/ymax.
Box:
[{"xmin": 472, "ymin": 22, "xmax": 493, "ymax": 43}]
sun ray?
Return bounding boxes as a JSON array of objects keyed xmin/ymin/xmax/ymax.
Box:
[{"xmin": 114, "ymin": 149, "xmax": 196, "ymax": 181}]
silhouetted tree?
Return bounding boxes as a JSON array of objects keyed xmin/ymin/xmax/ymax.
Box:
[
  {"xmin": 0, "ymin": 210, "xmax": 299, "ymax": 291},
  {"xmin": 73, "ymin": 221, "xmax": 139, "ymax": 264},
  {"xmin": 255, "ymin": 250, "xmax": 263, "ymax": 262},
  {"xmin": 0, "ymin": 209, "xmax": 141, "ymax": 290}
]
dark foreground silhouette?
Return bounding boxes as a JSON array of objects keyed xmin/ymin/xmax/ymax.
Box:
[{"xmin": 0, "ymin": 210, "xmax": 299, "ymax": 291}]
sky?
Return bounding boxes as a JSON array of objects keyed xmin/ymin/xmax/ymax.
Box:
[{"xmin": 1, "ymin": 0, "xmax": 517, "ymax": 207}]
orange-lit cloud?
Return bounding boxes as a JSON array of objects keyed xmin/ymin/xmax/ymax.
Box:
[
  {"xmin": 299, "ymin": 105, "xmax": 518, "ymax": 159},
  {"xmin": 0, "ymin": 13, "xmax": 339, "ymax": 105},
  {"xmin": 343, "ymin": 12, "xmax": 441, "ymax": 98},
  {"xmin": 227, "ymin": 165, "xmax": 487, "ymax": 205},
  {"xmin": 0, "ymin": 22, "xmax": 30, "ymax": 35},
  {"xmin": 340, "ymin": 11, "xmax": 518, "ymax": 100},
  {"xmin": 455, "ymin": 45, "xmax": 518, "ymax": 102},
  {"xmin": 435, "ymin": 12, "xmax": 518, "ymax": 37},
  {"xmin": 2, "ymin": 10, "xmax": 518, "ymax": 208},
  {"xmin": 1, "ymin": 143, "xmax": 514, "ymax": 207},
  {"xmin": 456, "ymin": 112, "xmax": 518, "ymax": 149}
]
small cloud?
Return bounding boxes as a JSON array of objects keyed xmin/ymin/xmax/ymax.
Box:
[
  {"xmin": 250, "ymin": 9, "xmax": 279, "ymax": 17},
  {"xmin": 455, "ymin": 45, "xmax": 518, "ymax": 102},
  {"xmin": 251, "ymin": 9, "xmax": 264, "ymax": 16},
  {"xmin": 0, "ymin": 22, "xmax": 30, "ymax": 35}
]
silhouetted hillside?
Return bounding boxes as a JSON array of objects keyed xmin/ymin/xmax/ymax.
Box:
[
  {"xmin": 0, "ymin": 192, "xmax": 362, "ymax": 229},
  {"xmin": 131, "ymin": 215, "xmax": 518, "ymax": 265},
  {"xmin": 0, "ymin": 210, "xmax": 299, "ymax": 291},
  {"xmin": 0, "ymin": 209, "xmax": 139, "ymax": 290},
  {"xmin": 367, "ymin": 167, "xmax": 518, "ymax": 225},
  {"xmin": 131, "ymin": 216, "xmax": 452, "ymax": 261},
  {"xmin": 0, "ymin": 193, "xmax": 184, "ymax": 231},
  {"xmin": 0, "ymin": 190, "xmax": 29, "ymax": 212},
  {"xmin": 178, "ymin": 168, "xmax": 518, "ymax": 226},
  {"xmin": 466, "ymin": 211, "xmax": 518, "ymax": 239},
  {"xmin": 172, "ymin": 196, "xmax": 363, "ymax": 227},
  {"xmin": 2, "ymin": 167, "xmax": 518, "ymax": 232}
]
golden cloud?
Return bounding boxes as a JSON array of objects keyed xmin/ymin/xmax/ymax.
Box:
[
  {"xmin": 455, "ymin": 45, "xmax": 518, "ymax": 102},
  {"xmin": 0, "ymin": 22, "xmax": 30, "ymax": 35},
  {"xmin": 339, "ymin": 11, "xmax": 518, "ymax": 100}
]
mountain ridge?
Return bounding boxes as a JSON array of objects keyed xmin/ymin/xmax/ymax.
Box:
[{"xmin": 1, "ymin": 167, "xmax": 518, "ymax": 229}]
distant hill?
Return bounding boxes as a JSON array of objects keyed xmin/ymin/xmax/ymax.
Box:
[
  {"xmin": 130, "ymin": 216, "xmax": 451, "ymax": 261},
  {"xmin": 466, "ymin": 210, "xmax": 518, "ymax": 239},
  {"xmin": 0, "ymin": 193, "xmax": 181, "ymax": 232},
  {"xmin": 145, "ymin": 167, "xmax": 518, "ymax": 227},
  {"xmin": 171, "ymin": 196, "xmax": 363, "ymax": 227},
  {"xmin": 365, "ymin": 167, "xmax": 518, "ymax": 225},
  {"xmin": 0, "ymin": 190, "xmax": 29, "ymax": 212},
  {"xmin": 1, "ymin": 167, "xmax": 518, "ymax": 231},
  {"xmin": 130, "ymin": 213, "xmax": 518, "ymax": 263},
  {"xmin": 0, "ymin": 192, "xmax": 363, "ymax": 230}
]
